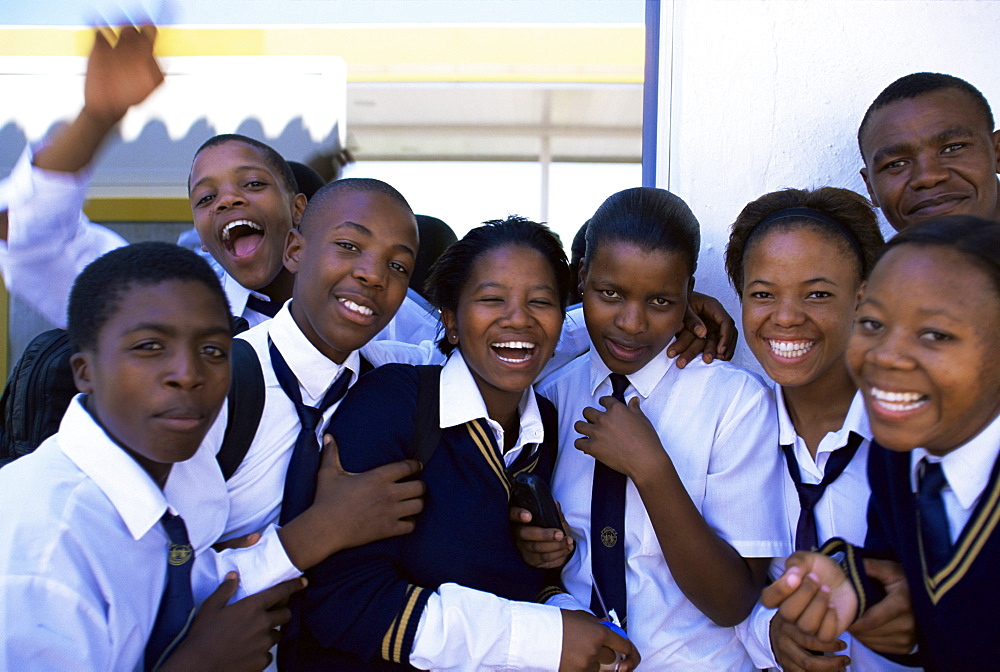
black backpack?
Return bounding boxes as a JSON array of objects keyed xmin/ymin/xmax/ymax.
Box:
[{"xmin": 0, "ymin": 327, "xmax": 266, "ymax": 478}]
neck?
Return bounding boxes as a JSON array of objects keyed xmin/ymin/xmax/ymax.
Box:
[
  {"xmin": 258, "ymin": 267, "xmax": 295, "ymax": 304},
  {"xmin": 781, "ymin": 362, "xmax": 857, "ymax": 458},
  {"xmin": 84, "ymin": 395, "xmax": 171, "ymax": 489},
  {"xmin": 288, "ymin": 298, "xmax": 349, "ymax": 364}
]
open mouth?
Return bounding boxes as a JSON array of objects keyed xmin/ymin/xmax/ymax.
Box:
[
  {"xmin": 491, "ymin": 341, "xmax": 536, "ymax": 363},
  {"xmin": 221, "ymin": 220, "xmax": 264, "ymax": 258},
  {"xmin": 768, "ymin": 339, "xmax": 815, "ymax": 360},
  {"xmin": 870, "ymin": 386, "xmax": 929, "ymax": 413}
]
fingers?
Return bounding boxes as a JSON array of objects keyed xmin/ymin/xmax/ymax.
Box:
[
  {"xmin": 510, "ymin": 506, "xmax": 533, "ymax": 524},
  {"xmin": 666, "ymin": 327, "xmax": 698, "ymax": 365},
  {"xmin": 712, "ymin": 313, "xmax": 738, "ymax": 361},
  {"xmin": 793, "ymin": 576, "xmax": 833, "ymax": 636},
  {"xmin": 319, "ymin": 434, "xmax": 345, "ymax": 473},
  {"xmin": 202, "ymin": 571, "xmax": 241, "ymax": 611},
  {"xmin": 761, "ymin": 565, "xmax": 805, "ymax": 608},
  {"xmin": 212, "ymin": 531, "xmax": 262, "ymax": 552},
  {"xmin": 369, "ymin": 457, "xmax": 425, "ymax": 484}
]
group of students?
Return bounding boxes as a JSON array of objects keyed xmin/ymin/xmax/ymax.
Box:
[{"xmin": 0, "ymin": 24, "xmax": 998, "ymax": 672}]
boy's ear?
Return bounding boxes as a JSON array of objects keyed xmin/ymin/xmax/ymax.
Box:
[
  {"xmin": 70, "ymin": 351, "xmax": 94, "ymax": 394},
  {"xmin": 291, "ymin": 193, "xmax": 307, "ymax": 227},
  {"xmin": 687, "ymin": 275, "xmax": 696, "ymax": 297},
  {"xmin": 860, "ymin": 167, "xmax": 879, "ymax": 207},
  {"xmin": 577, "ymin": 258, "xmax": 588, "ymax": 297},
  {"xmin": 284, "ymin": 228, "xmax": 305, "ymax": 273},
  {"xmin": 855, "ymin": 280, "xmax": 866, "ymax": 310},
  {"xmin": 992, "ymin": 129, "xmax": 1000, "ymax": 173},
  {"xmin": 440, "ymin": 308, "xmax": 458, "ymax": 345}
]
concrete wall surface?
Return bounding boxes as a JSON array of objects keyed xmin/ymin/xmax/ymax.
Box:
[{"xmin": 654, "ymin": 0, "xmax": 1000, "ymax": 371}]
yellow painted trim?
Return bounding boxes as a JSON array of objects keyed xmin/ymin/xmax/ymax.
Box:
[
  {"xmin": 83, "ymin": 198, "xmax": 192, "ymax": 222},
  {"xmin": 0, "ymin": 26, "xmax": 643, "ymax": 83}
]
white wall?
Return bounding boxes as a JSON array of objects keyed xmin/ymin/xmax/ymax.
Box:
[{"xmin": 655, "ymin": 0, "xmax": 1000, "ymax": 371}]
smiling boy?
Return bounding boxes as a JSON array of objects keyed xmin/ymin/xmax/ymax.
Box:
[
  {"xmin": 858, "ymin": 73, "xmax": 1000, "ymax": 232},
  {"xmin": 0, "ymin": 243, "xmax": 306, "ymax": 671}
]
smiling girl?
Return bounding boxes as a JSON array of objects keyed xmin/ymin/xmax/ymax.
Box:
[
  {"xmin": 762, "ymin": 215, "xmax": 1000, "ymax": 672},
  {"xmin": 291, "ymin": 216, "xmax": 638, "ymax": 671},
  {"xmin": 724, "ymin": 188, "xmax": 923, "ymax": 671}
]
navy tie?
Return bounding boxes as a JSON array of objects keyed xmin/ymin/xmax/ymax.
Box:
[
  {"xmin": 917, "ymin": 459, "xmax": 953, "ymax": 574},
  {"xmin": 246, "ymin": 294, "xmax": 281, "ymax": 318},
  {"xmin": 270, "ymin": 339, "xmax": 352, "ymax": 525},
  {"xmin": 145, "ymin": 512, "xmax": 196, "ymax": 671},
  {"xmin": 589, "ymin": 373, "xmax": 630, "ymax": 630},
  {"xmin": 781, "ymin": 432, "xmax": 864, "ymax": 551}
]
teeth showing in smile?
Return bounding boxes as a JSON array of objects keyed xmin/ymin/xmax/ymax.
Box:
[
  {"xmin": 870, "ymin": 387, "xmax": 928, "ymax": 412},
  {"xmin": 492, "ymin": 341, "xmax": 535, "ymax": 363},
  {"xmin": 339, "ymin": 298, "xmax": 374, "ymax": 316},
  {"xmin": 768, "ymin": 339, "xmax": 814, "ymax": 359},
  {"xmin": 222, "ymin": 220, "xmax": 262, "ymax": 241}
]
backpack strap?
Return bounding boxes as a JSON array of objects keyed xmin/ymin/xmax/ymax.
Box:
[
  {"xmin": 411, "ymin": 365, "xmax": 442, "ymax": 466},
  {"xmin": 536, "ymin": 393, "xmax": 560, "ymax": 468},
  {"xmin": 217, "ymin": 338, "xmax": 266, "ymax": 481}
]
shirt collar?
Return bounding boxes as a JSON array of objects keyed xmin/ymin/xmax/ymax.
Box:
[
  {"xmin": 438, "ymin": 351, "xmax": 545, "ymax": 451},
  {"xmin": 774, "ymin": 385, "xmax": 872, "ymax": 450},
  {"xmin": 222, "ymin": 274, "xmax": 278, "ymax": 327},
  {"xmin": 586, "ymin": 342, "xmax": 672, "ymax": 399},
  {"xmin": 268, "ymin": 301, "xmax": 360, "ymax": 404},
  {"xmin": 910, "ymin": 412, "xmax": 1000, "ymax": 508},
  {"xmin": 59, "ymin": 396, "xmax": 169, "ymax": 541}
]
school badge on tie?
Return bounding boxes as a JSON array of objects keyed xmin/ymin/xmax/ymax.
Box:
[
  {"xmin": 601, "ymin": 525, "xmax": 618, "ymax": 548},
  {"xmin": 169, "ymin": 543, "xmax": 193, "ymax": 566}
]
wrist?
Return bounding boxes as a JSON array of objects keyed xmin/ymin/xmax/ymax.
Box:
[
  {"xmin": 79, "ymin": 104, "xmax": 124, "ymax": 132},
  {"xmin": 631, "ymin": 448, "xmax": 673, "ymax": 490}
]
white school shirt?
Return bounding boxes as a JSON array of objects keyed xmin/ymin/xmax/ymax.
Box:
[
  {"xmin": 0, "ymin": 397, "xmax": 297, "ymax": 671},
  {"xmin": 736, "ymin": 389, "xmax": 919, "ymax": 672},
  {"xmin": 0, "ymin": 142, "xmax": 441, "ymax": 340},
  {"xmin": 909, "ymin": 412, "xmax": 1000, "ymax": 545},
  {"xmin": 214, "ymin": 301, "xmax": 362, "ymax": 542},
  {"xmin": 409, "ymin": 350, "xmax": 563, "ymax": 671},
  {"xmin": 538, "ymin": 346, "xmax": 791, "ymax": 671}
]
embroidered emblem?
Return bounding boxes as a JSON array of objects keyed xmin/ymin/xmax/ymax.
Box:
[
  {"xmin": 601, "ymin": 526, "xmax": 618, "ymax": 548},
  {"xmin": 169, "ymin": 543, "xmax": 193, "ymax": 566}
]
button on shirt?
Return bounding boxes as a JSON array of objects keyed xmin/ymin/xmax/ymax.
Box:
[
  {"xmin": 0, "ymin": 398, "xmax": 290, "ymax": 671},
  {"xmin": 539, "ymin": 347, "xmax": 791, "ymax": 671}
]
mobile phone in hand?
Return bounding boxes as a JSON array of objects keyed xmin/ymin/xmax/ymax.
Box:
[{"xmin": 510, "ymin": 472, "xmax": 562, "ymax": 529}]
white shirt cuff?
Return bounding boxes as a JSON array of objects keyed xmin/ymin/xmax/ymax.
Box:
[
  {"xmin": 220, "ymin": 524, "xmax": 302, "ymax": 597},
  {"xmin": 410, "ymin": 583, "xmax": 563, "ymax": 671}
]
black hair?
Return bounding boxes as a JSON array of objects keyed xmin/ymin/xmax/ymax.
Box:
[
  {"xmin": 858, "ymin": 73, "xmax": 995, "ymax": 156},
  {"xmin": 726, "ymin": 187, "xmax": 884, "ymax": 295},
  {"xmin": 411, "ymin": 215, "xmax": 458, "ymax": 299},
  {"xmin": 585, "ymin": 187, "xmax": 700, "ymax": 276},
  {"xmin": 878, "ymin": 215, "xmax": 1000, "ymax": 296},
  {"xmin": 68, "ymin": 242, "xmax": 231, "ymax": 351},
  {"xmin": 288, "ymin": 161, "xmax": 327, "ymax": 200},
  {"xmin": 567, "ymin": 220, "xmax": 589, "ymax": 305},
  {"xmin": 425, "ymin": 215, "xmax": 570, "ymax": 355},
  {"xmin": 190, "ymin": 134, "xmax": 298, "ymax": 195},
  {"xmin": 298, "ymin": 178, "xmax": 415, "ymax": 235}
]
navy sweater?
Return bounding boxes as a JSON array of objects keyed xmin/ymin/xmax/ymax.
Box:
[
  {"xmin": 291, "ymin": 364, "xmax": 560, "ymax": 670},
  {"xmin": 865, "ymin": 442, "xmax": 1000, "ymax": 671}
]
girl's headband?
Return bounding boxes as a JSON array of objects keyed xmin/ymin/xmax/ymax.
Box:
[{"xmin": 750, "ymin": 206, "xmax": 866, "ymax": 269}]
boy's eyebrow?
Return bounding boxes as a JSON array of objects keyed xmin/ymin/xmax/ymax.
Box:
[
  {"xmin": 337, "ymin": 220, "xmax": 416, "ymax": 258},
  {"xmin": 473, "ymin": 281, "xmax": 557, "ymax": 292},
  {"xmin": 121, "ymin": 322, "xmax": 232, "ymax": 338},
  {"xmin": 870, "ymin": 126, "xmax": 976, "ymax": 167},
  {"xmin": 189, "ymin": 164, "xmax": 271, "ymax": 192}
]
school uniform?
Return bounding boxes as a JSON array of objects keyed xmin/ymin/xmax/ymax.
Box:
[
  {"xmin": 0, "ymin": 142, "xmax": 440, "ymax": 338},
  {"xmin": 215, "ymin": 301, "xmax": 363, "ymax": 542},
  {"xmin": 292, "ymin": 352, "xmax": 563, "ymax": 671},
  {"xmin": 538, "ymin": 346, "xmax": 791, "ymax": 670},
  {"xmin": 737, "ymin": 389, "xmax": 920, "ymax": 671},
  {"xmin": 0, "ymin": 396, "xmax": 297, "ymax": 671},
  {"xmin": 864, "ymin": 412, "xmax": 1000, "ymax": 672}
]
